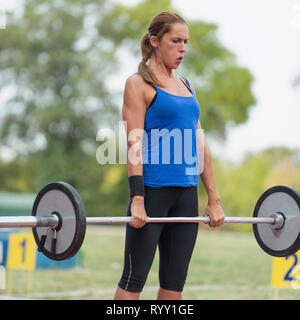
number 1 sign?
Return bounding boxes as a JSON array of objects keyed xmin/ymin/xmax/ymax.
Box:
[{"xmin": 6, "ymin": 234, "xmax": 36, "ymax": 271}]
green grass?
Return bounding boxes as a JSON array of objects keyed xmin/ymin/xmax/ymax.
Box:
[{"xmin": 2, "ymin": 226, "xmax": 300, "ymax": 300}]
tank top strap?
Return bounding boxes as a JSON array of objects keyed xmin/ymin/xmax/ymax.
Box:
[
  {"xmin": 181, "ymin": 77, "xmax": 191, "ymax": 89},
  {"xmin": 180, "ymin": 77, "xmax": 193, "ymax": 95}
]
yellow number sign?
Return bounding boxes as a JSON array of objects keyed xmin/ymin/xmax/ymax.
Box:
[
  {"xmin": 6, "ymin": 234, "xmax": 36, "ymax": 271},
  {"xmin": 272, "ymin": 252, "xmax": 300, "ymax": 289}
]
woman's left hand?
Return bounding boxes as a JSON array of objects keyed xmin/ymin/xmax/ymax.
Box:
[{"xmin": 203, "ymin": 201, "xmax": 225, "ymax": 228}]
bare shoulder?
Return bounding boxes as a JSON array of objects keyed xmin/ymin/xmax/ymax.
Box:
[
  {"xmin": 125, "ymin": 73, "xmax": 148, "ymax": 93},
  {"xmin": 123, "ymin": 73, "xmax": 149, "ymax": 112},
  {"xmin": 124, "ymin": 73, "xmax": 156, "ymax": 109}
]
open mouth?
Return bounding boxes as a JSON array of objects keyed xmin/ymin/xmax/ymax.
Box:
[{"xmin": 176, "ymin": 56, "xmax": 183, "ymax": 63}]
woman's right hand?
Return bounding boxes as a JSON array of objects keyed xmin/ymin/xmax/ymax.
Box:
[{"xmin": 130, "ymin": 196, "xmax": 148, "ymax": 228}]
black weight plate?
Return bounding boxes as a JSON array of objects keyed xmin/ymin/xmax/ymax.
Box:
[
  {"xmin": 253, "ymin": 185, "xmax": 300, "ymax": 257},
  {"xmin": 32, "ymin": 182, "xmax": 86, "ymax": 261}
]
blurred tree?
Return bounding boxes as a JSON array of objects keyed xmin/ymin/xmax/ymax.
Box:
[
  {"xmin": 97, "ymin": 0, "xmax": 256, "ymax": 138},
  {"xmin": 0, "ymin": 0, "xmax": 128, "ymax": 215},
  {"xmin": 0, "ymin": 0, "xmax": 119, "ymax": 155},
  {"xmin": 0, "ymin": 156, "xmax": 35, "ymax": 193}
]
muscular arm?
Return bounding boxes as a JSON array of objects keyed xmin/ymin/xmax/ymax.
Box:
[
  {"xmin": 122, "ymin": 75, "xmax": 148, "ymax": 228},
  {"xmin": 122, "ymin": 76, "xmax": 146, "ymax": 177}
]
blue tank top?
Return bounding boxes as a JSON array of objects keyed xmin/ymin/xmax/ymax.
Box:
[{"xmin": 141, "ymin": 76, "xmax": 201, "ymax": 187}]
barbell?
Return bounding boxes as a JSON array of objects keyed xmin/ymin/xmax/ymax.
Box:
[{"xmin": 0, "ymin": 182, "xmax": 300, "ymax": 260}]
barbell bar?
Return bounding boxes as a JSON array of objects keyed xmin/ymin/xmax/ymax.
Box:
[
  {"xmin": 0, "ymin": 215, "xmax": 60, "ymax": 229},
  {"xmin": 0, "ymin": 214, "xmax": 283, "ymax": 228},
  {"xmin": 86, "ymin": 215, "xmax": 283, "ymax": 227},
  {"xmin": 0, "ymin": 181, "xmax": 300, "ymax": 260}
]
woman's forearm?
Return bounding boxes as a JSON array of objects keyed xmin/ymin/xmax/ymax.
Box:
[{"xmin": 200, "ymin": 139, "xmax": 220, "ymax": 204}]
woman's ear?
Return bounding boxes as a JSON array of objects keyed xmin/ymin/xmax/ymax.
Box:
[{"xmin": 149, "ymin": 35, "xmax": 158, "ymax": 48}]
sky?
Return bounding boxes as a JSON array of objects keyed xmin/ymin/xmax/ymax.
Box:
[{"xmin": 1, "ymin": 0, "xmax": 300, "ymax": 164}]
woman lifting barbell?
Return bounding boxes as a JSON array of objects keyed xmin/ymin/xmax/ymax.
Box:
[{"xmin": 114, "ymin": 11, "xmax": 225, "ymax": 300}]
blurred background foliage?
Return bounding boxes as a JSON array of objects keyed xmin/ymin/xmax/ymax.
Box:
[{"xmin": 0, "ymin": 0, "xmax": 299, "ymax": 230}]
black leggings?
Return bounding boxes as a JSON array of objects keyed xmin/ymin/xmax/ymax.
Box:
[{"xmin": 118, "ymin": 186, "xmax": 199, "ymax": 293}]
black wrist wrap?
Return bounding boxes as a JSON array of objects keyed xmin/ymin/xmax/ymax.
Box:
[{"xmin": 128, "ymin": 175, "xmax": 145, "ymax": 197}]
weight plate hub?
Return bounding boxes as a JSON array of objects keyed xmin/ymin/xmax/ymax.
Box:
[
  {"xmin": 32, "ymin": 182, "xmax": 87, "ymax": 261},
  {"xmin": 253, "ymin": 185, "xmax": 300, "ymax": 257}
]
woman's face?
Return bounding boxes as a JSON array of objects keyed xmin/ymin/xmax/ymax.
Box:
[{"xmin": 151, "ymin": 23, "xmax": 189, "ymax": 70}]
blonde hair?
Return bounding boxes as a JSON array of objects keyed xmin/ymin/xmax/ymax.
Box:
[{"xmin": 138, "ymin": 11, "xmax": 187, "ymax": 88}]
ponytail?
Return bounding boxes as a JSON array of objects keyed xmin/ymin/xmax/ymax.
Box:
[{"xmin": 138, "ymin": 32, "xmax": 163, "ymax": 87}]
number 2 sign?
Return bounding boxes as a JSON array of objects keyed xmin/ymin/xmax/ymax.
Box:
[
  {"xmin": 6, "ymin": 234, "xmax": 36, "ymax": 271},
  {"xmin": 272, "ymin": 253, "xmax": 300, "ymax": 289}
]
